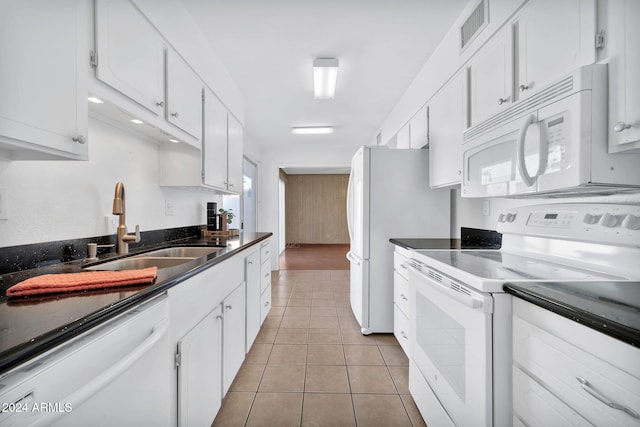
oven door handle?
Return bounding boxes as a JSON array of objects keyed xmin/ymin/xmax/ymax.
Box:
[{"xmin": 404, "ymin": 262, "xmax": 486, "ymax": 310}]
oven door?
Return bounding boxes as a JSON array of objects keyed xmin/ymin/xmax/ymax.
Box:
[{"xmin": 406, "ymin": 261, "xmax": 494, "ymax": 427}]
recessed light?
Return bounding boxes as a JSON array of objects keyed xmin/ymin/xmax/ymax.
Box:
[
  {"xmin": 130, "ymin": 119, "xmax": 143, "ymax": 124},
  {"xmin": 88, "ymin": 96, "xmax": 104, "ymax": 104},
  {"xmin": 313, "ymin": 58, "xmax": 339, "ymax": 99},
  {"xmin": 169, "ymin": 138, "xmax": 180, "ymax": 143},
  {"xmin": 291, "ymin": 126, "xmax": 334, "ymax": 135}
]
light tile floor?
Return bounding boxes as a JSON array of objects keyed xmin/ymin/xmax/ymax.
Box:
[{"xmin": 212, "ymin": 270, "xmax": 426, "ymax": 427}]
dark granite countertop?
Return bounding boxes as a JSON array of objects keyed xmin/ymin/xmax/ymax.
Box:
[
  {"xmin": 0, "ymin": 232, "xmax": 272, "ymax": 374},
  {"xmin": 504, "ymin": 281, "xmax": 640, "ymax": 347},
  {"xmin": 390, "ymin": 227, "xmax": 502, "ymax": 250}
]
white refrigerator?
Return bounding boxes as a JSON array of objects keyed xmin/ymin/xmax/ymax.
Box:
[{"xmin": 346, "ymin": 146, "xmax": 450, "ymax": 334}]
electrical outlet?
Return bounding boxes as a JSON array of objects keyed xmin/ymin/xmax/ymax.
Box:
[
  {"xmin": 104, "ymin": 215, "xmax": 116, "ymax": 233},
  {"xmin": 482, "ymin": 200, "xmax": 490, "ymax": 216},
  {"xmin": 0, "ymin": 187, "xmax": 8, "ymax": 220},
  {"xmin": 165, "ymin": 200, "xmax": 175, "ymax": 216}
]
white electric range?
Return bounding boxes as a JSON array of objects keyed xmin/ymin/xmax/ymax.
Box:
[{"xmin": 404, "ymin": 203, "xmax": 640, "ymax": 427}]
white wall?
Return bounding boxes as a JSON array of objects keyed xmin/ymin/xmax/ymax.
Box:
[
  {"xmin": 259, "ymin": 144, "xmax": 358, "ymax": 270},
  {"xmin": 0, "ymin": 117, "xmax": 221, "ymax": 247}
]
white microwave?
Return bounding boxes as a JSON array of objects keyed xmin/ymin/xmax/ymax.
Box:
[{"xmin": 461, "ymin": 64, "xmax": 640, "ymax": 198}]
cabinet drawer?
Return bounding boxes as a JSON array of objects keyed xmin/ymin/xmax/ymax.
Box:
[
  {"xmin": 260, "ymin": 262, "xmax": 271, "ymax": 293},
  {"xmin": 394, "ymin": 304, "xmax": 410, "ymax": 357},
  {"xmin": 393, "ymin": 251, "xmax": 410, "ymax": 281},
  {"xmin": 393, "ymin": 271, "xmax": 410, "ymax": 316},
  {"xmin": 513, "ymin": 366, "xmax": 590, "ymax": 427},
  {"xmin": 260, "ymin": 284, "xmax": 271, "ymax": 324},
  {"xmin": 260, "ymin": 243, "xmax": 271, "ymax": 265},
  {"xmin": 513, "ymin": 301, "xmax": 640, "ymax": 426}
]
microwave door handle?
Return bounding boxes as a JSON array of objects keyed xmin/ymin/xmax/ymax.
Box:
[{"xmin": 516, "ymin": 114, "xmax": 536, "ymax": 187}]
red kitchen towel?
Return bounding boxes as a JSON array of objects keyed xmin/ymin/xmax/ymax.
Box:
[{"xmin": 6, "ymin": 267, "xmax": 158, "ymax": 297}]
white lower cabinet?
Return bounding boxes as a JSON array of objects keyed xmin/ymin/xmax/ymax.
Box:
[
  {"xmin": 245, "ymin": 249, "xmax": 261, "ymax": 351},
  {"xmin": 393, "ymin": 247, "xmax": 411, "ymax": 356},
  {"xmin": 512, "ymin": 298, "xmax": 640, "ymax": 427},
  {"xmin": 222, "ymin": 283, "xmax": 246, "ymax": 395},
  {"xmin": 177, "ymin": 306, "xmax": 222, "ymax": 427}
]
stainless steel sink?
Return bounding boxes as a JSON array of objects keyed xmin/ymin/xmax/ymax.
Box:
[
  {"xmin": 139, "ymin": 247, "xmax": 224, "ymax": 258},
  {"xmin": 84, "ymin": 257, "xmax": 194, "ymax": 271}
]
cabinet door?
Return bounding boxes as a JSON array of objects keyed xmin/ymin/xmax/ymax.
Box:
[
  {"xmin": 515, "ymin": 0, "xmax": 596, "ymax": 101},
  {"xmin": 428, "ymin": 71, "xmax": 465, "ymax": 188},
  {"xmin": 223, "ymin": 283, "xmax": 246, "ymax": 395},
  {"xmin": 95, "ymin": 0, "xmax": 165, "ymax": 116},
  {"xmin": 0, "ymin": 0, "xmax": 88, "ymax": 160},
  {"xmin": 607, "ymin": 0, "xmax": 640, "ymax": 152},
  {"xmin": 245, "ymin": 250, "xmax": 261, "ymax": 350},
  {"xmin": 203, "ymin": 88, "xmax": 229, "ymax": 190},
  {"xmin": 177, "ymin": 306, "xmax": 222, "ymax": 427},
  {"xmin": 396, "ymin": 123, "xmax": 411, "ymax": 149},
  {"xmin": 166, "ymin": 50, "xmax": 203, "ymax": 140},
  {"xmin": 409, "ymin": 106, "xmax": 428, "ymax": 149},
  {"xmin": 227, "ymin": 114, "xmax": 244, "ymax": 193},
  {"xmin": 468, "ymin": 25, "xmax": 513, "ymax": 126}
]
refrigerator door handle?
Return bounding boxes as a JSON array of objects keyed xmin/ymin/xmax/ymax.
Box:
[
  {"xmin": 346, "ymin": 251, "xmax": 361, "ymax": 265},
  {"xmin": 346, "ymin": 169, "xmax": 354, "ymax": 241}
]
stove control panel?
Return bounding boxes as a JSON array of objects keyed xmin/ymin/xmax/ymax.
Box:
[{"xmin": 497, "ymin": 203, "xmax": 640, "ymax": 246}]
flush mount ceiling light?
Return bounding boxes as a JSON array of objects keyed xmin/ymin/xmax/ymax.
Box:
[
  {"xmin": 130, "ymin": 119, "xmax": 143, "ymax": 124},
  {"xmin": 87, "ymin": 96, "xmax": 104, "ymax": 104},
  {"xmin": 291, "ymin": 126, "xmax": 334, "ymax": 135},
  {"xmin": 313, "ymin": 58, "xmax": 339, "ymax": 99}
]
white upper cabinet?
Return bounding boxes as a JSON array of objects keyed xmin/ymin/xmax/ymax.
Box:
[
  {"xmin": 514, "ymin": 0, "xmax": 596, "ymax": 101},
  {"xmin": 428, "ymin": 71, "xmax": 465, "ymax": 188},
  {"xmin": 605, "ymin": 0, "xmax": 640, "ymax": 153},
  {"xmin": 0, "ymin": 0, "xmax": 88, "ymax": 160},
  {"xmin": 203, "ymin": 88, "xmax": 229, "ymax": 190},
  {"xmin": 468, "ymin": 25, "xmax": 513, "ymax": 127},
  {"xmin": 227, "ymin": 114, "xmax": 244, "ymax": 193},
  {"xmin": 95, "ymin": 0, "xmax": 165, "ymax": 117},
  {"xmin": 409, "ymin": 106, "xmax": 428, "ymax": 149},
  {"xmin": 166, "ymin": 50, "xmax": 203, "ymax": 139}
]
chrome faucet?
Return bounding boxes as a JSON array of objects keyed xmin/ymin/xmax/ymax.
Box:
[{"xmin": 112, "ymin": 181, "xmax": 141, "ymax": 255}]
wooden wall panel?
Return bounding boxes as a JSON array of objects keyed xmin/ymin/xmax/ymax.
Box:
[{"xmin": 285, "ymin": 174, "xmax": 349, "ymax": 244}]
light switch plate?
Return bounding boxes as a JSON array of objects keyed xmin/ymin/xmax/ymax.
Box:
[
  {"xmin": 0, "ymin": 187, "xmax": 8, "ymax": 220},
  {"xmin": 165, "ymin": 200, "xmax": 175, "ymax": 216},
  {"xmin": 482, "ymin": 200, "xmax": 490, "ymax": 216}
]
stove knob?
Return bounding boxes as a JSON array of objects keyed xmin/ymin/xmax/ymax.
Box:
[
  {"xmin": 505, "ymin": 213, "xmax": 517, "ymax": 223},
  {"xmin": 582, "ymin": 213, "xmax": 600, "ymax": 225},
  {"xmin": 498, "ymin": 214, "xmax": 506, "ymax": 223},
  {"xmin": 599, "ymin": 213, "xmax": 621, "ymax": 228},
  {"xmin": 621, "ymin": 214, "xmax": 640, "ymax": 230}
]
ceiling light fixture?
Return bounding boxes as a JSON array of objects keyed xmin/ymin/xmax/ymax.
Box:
[
  {"xmin": 130, "ymin": 119, "xmax": 143, "ymax": 124},
  {"xmin": 313, "ymin": 58, "xmax": 339, "ymax": 99},
  {"xmin": 88, "ymin": 96, "xmax": 104, "ymax": 104},
  {"xmin": 291, "ymin": 126, "xmax": 334, "ymax": 135}
]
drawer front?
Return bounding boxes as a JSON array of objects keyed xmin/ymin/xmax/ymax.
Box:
[
  {"xmin": 394, "ymin": 304, "xmax": 410, "ymax": 357},
  {"xmin": 393, "ymin": 271, "xmax": 410, "ymax": 316},
  {"xmin": 513, "ymin": 305, "xmax": 640, "ymax": 426},
  {"xmin": 513, "ymin": 366, "xmax": 590, "ymax": 427},
  {"xmin": 260, "ymin": 261, "xmax": 271, "ymax": 293},
  {"xmin": 260, "ymin": 284, "xmax": 271, "ymax": 324},
  {"xmin": 260, "ymin": 243, "xmax": 271, "ymax": 265},
  {"xmin": 393, "ymin": 251, "xmax": 409, "ymax": 281}
]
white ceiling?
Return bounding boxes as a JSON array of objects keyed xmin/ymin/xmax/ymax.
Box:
[{"xmin": 181, "ymin": 0, "xmax": 468, "ymax": 151}]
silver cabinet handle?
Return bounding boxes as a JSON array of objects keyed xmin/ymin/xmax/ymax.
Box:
[
  {"xmin": 264, "ymin": 301, "xmax": 270, "ymax": 307},
  {"xmin": 401, "ymin": 331, "xmax": 408, "ymax": 340},
  {"xmin": 576, "ymin": 376, "xmax": 640, "ymax": 419},
  {"xmin": 156, "ymin": 101, "xmax": 164, "ymax": 107},
  {"xmin": 614, "ymin": 121, "xmax": 632, "ymax": 132},
  {"xmin": 248, "ymin": 261, "xmax": 253, "ymax": 265},
  {"xmin": 265, "ymin": 251, "xmax": 270, "ymax": 255},
  {"xmin": 400, "ymin": 293, "xmax": 408, "ymax": 301},
  {"xmin": 216, "ymin": 314, "xmax": 223, "ymax": 320},
  {"xmin": 497, "ymin": 97, "xmax": 509, "ymax": 105},
  {"xmin": 264, "ymin": 273, "xmax": 269, "ymax": 278},
  {"xmin": 72, "ymin": 135, "xmax": 86, "ymax": 144},
  {"xmin": 229, "ymin": 183, "xmax": 234, "ymax": 187},
  {"xmin": 171, "ymin": 112, "xmax": 179, "ymax": 118},
  {"xmin": 225, "ymin": 305, "xmax": 232, "ymax": 310},
  {"xmin": 519, "ymin": 83, "xmax": 530, "ymax": 92}
]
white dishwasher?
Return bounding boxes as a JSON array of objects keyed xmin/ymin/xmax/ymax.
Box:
[{"xmin": 0, "ymin": 294, "xmax": 171, "ymax": 426}]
